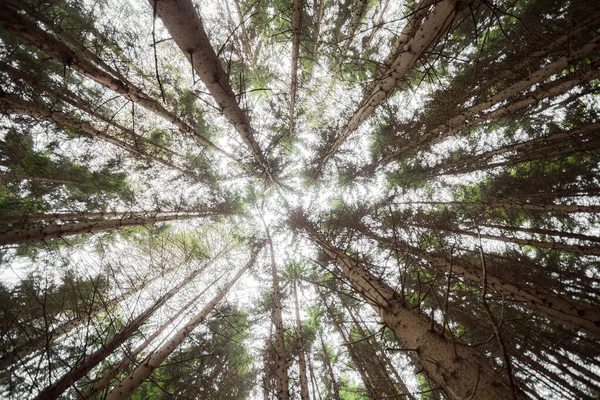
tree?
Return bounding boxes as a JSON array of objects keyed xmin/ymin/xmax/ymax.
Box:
[{"xmin": 1, "ymin": 0, "xmax": 599, "ymax": 398}]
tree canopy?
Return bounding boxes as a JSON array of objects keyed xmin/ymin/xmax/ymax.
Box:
[{"xmin": 0, "ymin": 0, "xmax": 599, "ymax": 399}]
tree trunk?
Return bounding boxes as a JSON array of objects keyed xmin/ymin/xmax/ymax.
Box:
[
  {"xmin": 0, "ymin": 5, "xmax": 237, "ymax": 163},
  {"xmin": 0, "ymin": 60, "xmax": 177, "ymax": 159},
  {"xmin": 314, "ymin": 0, "xmax": 466, "ymax": 176},
  {"xmin": 104, "ymin": 244, "xmax": 262, "ymax": 399},
  {"xmin": 80, "ymin": 269, "xmax": 229, "ymax": 399},
  {"xmin": 408, "ymin": 223, "xmax": 600, "ymax": 256},
  {"xmin": 289, "ymin": 0, "xmax": 303, "ymax": 138},
  {"xmin": 372, "ymin": 43, "xmax": 600, "ymax": 168},
  {"xmin": 0, "ymin": 254, "xmax": 198, "ymax": 371},
  {"xmin": 367, "ymin": 229, "xmax": 600, "ymax": 335},
  {"xmin": 321, "ymin": 291, "xmax": 377, "ymax": 398},
  {"xmin": 0, "ymin": 171, "xmax": 81, "ymax": 186},
  {"xmin": 319, "ymin": 331, "xmax": 342, "ymax": 400},
  {"xmin": 0, "ymin": 213, "xmax": 217, "ymax": 245},
  {"xmin": 266, "ymin": 229, "xmax": 290, "ymax": 400},
  {"xmin": 0, "ymin": 210, "xmax": 171, "ymax": 225},
  {"xmin": 33, "ymin": 254, "xmax": 213, "ymax": 400},
  {"xmin": 150, "ymin": 0, "xmax": 270, "ymax": 176},
  {"xmin": 0, "ymin": 93, "xmax": 187, "ymax": 174},
  {"xmin": 293, "ymin": 212, "xmax": 524, "ymax": 399},
  {"xmin": 292, "ymin": 280, "xmax": 310, "ymax": 400},
  {"xmin": 392, "ymin": 200, "xmax": 600, "ymax": 214}
]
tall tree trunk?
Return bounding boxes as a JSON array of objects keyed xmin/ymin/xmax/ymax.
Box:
[
  {"xmin": 318, "ymin": 331, "xmax": 342, "ymax": 400},
  {"xmin": 320, "ymin": 291, "xmax": 376, "ymax": 398},
  {"xmin": 80, "ymin": 269, "xmax": 229, "ymax": 399},
  {"xmin": 0, "ymin": 171, "xmax": 81, "ymax": 186},
  {"xmin": 0, "ymin": 5, "xmax": 237, "ymax": 164},
  {"xmin": 289, "ymin": 0, "xmax": 303, "ymax": 138},
  {"xmin": 0, "ymin": 93, "xmax": 188, "ymax": 174},
  {"xmin": 151, "ymin": 0, "xmax": 271, "ymax": 177},
  {"xmin": 340, "ymin": 297, "xmax": 414, "ymax": 399},
  {"xmin": 293, "ymin": 212, "xmax": 524, "ymax": 399},
  {"xmin": 32, "ymin": 251, "xmax": 216, "ymax": 400},
  {"xmin": 105, "ymin": 244, "xmax": 262, "ymax": 399},
  {"xmin": 391, "ymin": 200, "xmax": 600, "ymax": 214},
  {"xmin": 314, "ymin": 0, "xmax": 466, "ymax": 176},
  {"xmin": 292, "ymin": 280, "xmax": 310, "ymax": 400},
  {"xmin": 371, "ymin": 43, "xmax": 600, "ymax": 169},
  {"xmin": 266, "ymin": 228, "xmax": 290, "ymax": 400},
  {"xmin": 0, "ymin": 254, "xmax": 198, "ymax": 371},
  {"xmin": 366, "ymin": 229, "xmax": 600, "ymax": 335},
  {"xmin": 0, "ymin": 210, "xmax": 181, "ymax": 225},
  {"xmin": 0, "ymin": 60, "xmax": 178, "ymax": 159},
  {"xmin": 0, "ymin": 213, "xmax": 218, "ymax": 245},
  {"xmin": 407, "ymin": 223, "xmax": 600, "ymax": 256}
]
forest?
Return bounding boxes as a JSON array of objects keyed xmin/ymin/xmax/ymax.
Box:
[{"xmin": 0, "ymin": 0, "xmax": 599, "ymax": 398}]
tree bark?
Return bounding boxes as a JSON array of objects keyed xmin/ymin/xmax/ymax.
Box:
[
  {"xmin": 266, "ymin": 228, "xmax": 290, "ymax": 400},
  {"xmin": 79, "ymin": 268, "xmax": 229, "ymax": 399},
  {"xmin": 0, "ymin": 254, "xmax": 198, "ymax": 371},
  {"xmin": 314, "ymin": 0, "xmax": 466, "ymax": 176},
  {"xmin": 364, "ymin": 227, "xmax": 600, "ymax": 335},
  {"xmin": 0, "ymin": 5, "xmax": 237, "ymax": 163},
  {"xmin": 32, "ymin": 245, "xmax": 223, "ymax": 400},
  {"xmin": 293, "ymin": 212, "xmax": 525, "ymax": 399},
  {"xmin": 392, "ymin": 200, "xmax": 600, "ymax": 214},
  {"xmin": 289, "ymin": 0, "xmax": 303, "ymax": 138},
  {"xmin": 0, "ymin": 213, "xmax": 218, "ymax": 245},
  {"xmin": 104, "ymin": 244, "xmax": 262, "ymax": 399},
  {"xmin": 0, "ymin": 92, "xmax": 188, "ymax": 174},
  {"xmin": 371, "ymin": 42, "xmax": 600, "ymax": 169},
  {"xmin": 150, "ymin": 0, "xmax": 270, "ymax": 176},
  {"xmin": 293, "ymin": 280, "xmax": 310, "ymax": 400}
]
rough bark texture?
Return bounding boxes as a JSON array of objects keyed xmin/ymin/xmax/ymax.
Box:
[
  {"xmin": 294, "ymin": 213, "xmax": 525, "ymax": 400},
  {"xmin": 372, "ymin": 42, "xmax": 600, "ymax": 168},
  {"xmin": 32, "ymin": 249, "xmax": 217, "ymax": 400},
  {"xmin": 267, "ymin": 230, "xmax": 290, "ymax": 400},
  {"xmin": 105, "ymin": 244, "xmax": 262, "ymax": 399},
  {"xmin": 80, "ymin": 262, "xmax": 231, "ymax": 399},
  {"xmin": 293, "ymin": 280, "xmax": 310, "ymax": 400},
  {"xmin": 0, "ymin": 213, "xmax": 216, "ymax": 245},
  {"xmin": 315, "ymin": 0, "xmax": 466, "ymax": 175},
  {"xmin": 366, "ymin": 230, "xmax": 600, "ymax": 335},
  {"xmin": 0, "ymin": 5, "xmax": 235, "ymax": 161},
  {"xmin": 151, "ymin": 0, "xmax": 270, "ymax": 174},
  {"xmin": 289, "ymin": 0, "xmax": 303, "ymax": 138},
  {"xmin": 0, "ymin": 93, "xmax": 187, "ymax": 173},
  {"xmin": 0, "ymin": 256, "xmax": 195, "ymax": 372}
]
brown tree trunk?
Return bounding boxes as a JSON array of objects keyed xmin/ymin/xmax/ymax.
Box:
[
  {"xmin": 0, "ymin": 171, "xmax": 81, "ymax": 186},
  {"xmin": 293, "ymin": 280, "xmax": 310, "ymax": 400},
  {"xmin": 408, "ymin": 223, "xmax": 600, "ymax": 256},
  {"xmin": 266, "ymin": 229, "xmax": 290, "ymax": 400},
  {"xmin": 151, "ymin": 0, "xmax": 270, "ymax": 176},
  {"xmin": 80, "ymin": 267, "xmax": 229, "ymax": 399},
  {"xmin": 0, "ymin": 93, "xmax": 187, "ymax": 174},
  {"xmin": 0, "ymin": 60, "xmax": 177, "ymax": 159},
  {"xmin": 371, "ymin": 44, "xmax": 600, "ymax": 169},
  {"xmin": 293, "ymin": 212, "xmax": 524, "ymax": 399},
  {"xmin": 289, "ymin": 0, "xmax": 303, "ymax": 138},
  {"xmin": 391, "ymin": 200, "xmax": 600, "ymax": 214},
  {"xmin": 0, "ymin": 5, "xmax": 237, "ymax": 163},
  {"xmin": 319, "ymin": 332, "xmax": 342, "ymax": 400},
  {"xmin": 105, "ymin": 244, "xmax": 262, "ymax": 399},
  {"xmin": 0, "ymin": 255, "xmax": 198, "ymax": 371},
  {"xmin": 0, "ymin": 213, "xmax": 218, "ymax": 245},
  {"xmin": 33, "ymin": 248, "xmax": 218, "ymax": 400},
  {"xmin": 314, "ymin": 0, "xmax": 467, "ymax": 176},
  {"xmin": 320, "ymin": 291, "xmax": 377, "ymax": 398},
  {"xmin": 367, "ymin": 229, "xmax": 600, "ymax": 335}
]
